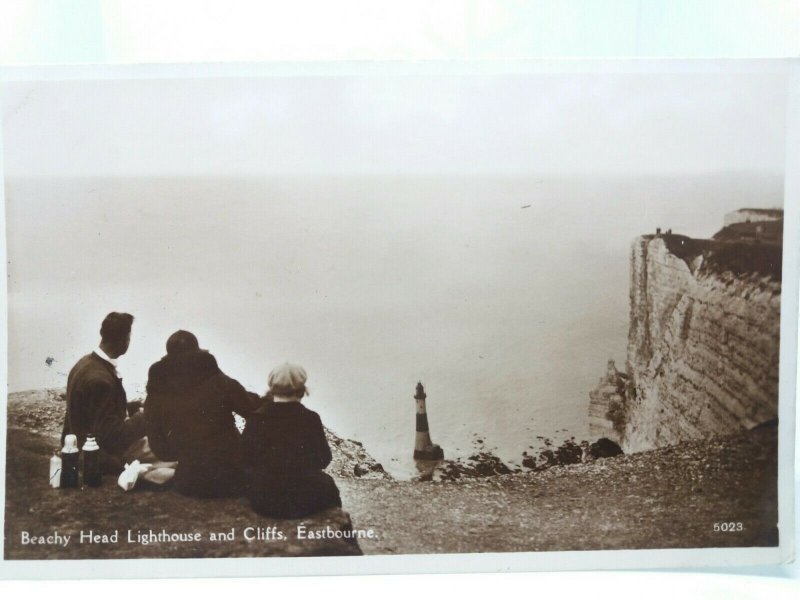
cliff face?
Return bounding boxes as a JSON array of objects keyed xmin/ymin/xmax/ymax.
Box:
[
  {"xmin": 590, "ymin": 221, "xmax": 781, "ymax": 453},
  {"xmin": 588, "ymin": 360, "xmax": 627, "ymax": 444}
]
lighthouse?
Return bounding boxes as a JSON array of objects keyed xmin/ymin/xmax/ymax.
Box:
[{"xmin": 413, "ymin": 382, "xmax": 444, "ymax": 460}]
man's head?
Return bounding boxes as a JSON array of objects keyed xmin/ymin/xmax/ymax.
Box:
[
  {"xmin": 166, "ymin": 330, "xmax": 200, "ymax": 356},
  {"xmin": 99, "ymin": 312, "xmax": 134, "ymax": 358}
]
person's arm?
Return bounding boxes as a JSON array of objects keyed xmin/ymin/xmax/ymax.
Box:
[
  {"xmin": 220, "ymin": 375, "xmax": 262, "ymax": 418},
  {"xmin": 311, "ymin": 413, "xmax": 333, "ymax": 470},
  {"xmin": 126, "ymin": 400, "xmax": 144, "ymax": 417},
  {"xmin": 86, "ymin": 380, "xmax": 145, "ymax": 456},
  {"xmin": 241, "ymin": 419, "xmax": 260, "ymax": 469},
  {"xmin": 143, "ymin": 391, "xmax": 177, "ymax": 462}
]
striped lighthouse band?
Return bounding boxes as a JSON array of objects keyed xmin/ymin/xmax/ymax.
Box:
[{"xmin": 416, "ymin": 413, "xmax": 430, "ymax": 433}]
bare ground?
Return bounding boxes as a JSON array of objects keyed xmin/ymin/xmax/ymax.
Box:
[
  {"xmin": 4, "ymin": 391, "xmax": 778, "ymax": 559},
  {"xmin": 340, "ymin": 426, "xmax": 778, "ymax": 554}
]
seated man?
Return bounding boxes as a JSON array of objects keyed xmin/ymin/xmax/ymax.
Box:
[
  {"xmin": 144, "ymin": 330, "xmax": 261, "ymax": 498},
  {"xmin": 62, "ymin": 312, "xmax": 152, "ymax": 473}
]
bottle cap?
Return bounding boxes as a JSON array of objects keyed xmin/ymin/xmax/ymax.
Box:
[
  {"xmin": 63, "ymin": 434, "xmax": 79, "ymax": 453},
  {"xmin": 82, "ymin": 436, "xmax": 99, "ymax": 451}
]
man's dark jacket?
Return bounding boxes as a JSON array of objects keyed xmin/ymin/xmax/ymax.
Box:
[
  {"xmin": 144, "ymin": 350, "xmax": 260, "ymax": 498},
  {"xmin": 242, "ymin": 400, "xmax": 341, "ymax": 518},
  {"xmin": 61, "ymin": 352, "xmax": 145, "ymax": 471}
]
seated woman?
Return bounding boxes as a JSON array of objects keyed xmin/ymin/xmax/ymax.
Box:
[
  {"xmin": 242, "ymin": 363, "xmax": 342, "ymax": 518},
  {"xmin": 144, "ymin": 330, "xmax": 261, "ymax": 497}
]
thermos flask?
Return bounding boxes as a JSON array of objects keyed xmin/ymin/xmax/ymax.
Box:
[
  {"xmin": 60, "ymin": 434, "xmax": 79, "ymax": 488},
  {"xmin": 82, "ymin": 435, "xmax": 101, "ymax": 487}
]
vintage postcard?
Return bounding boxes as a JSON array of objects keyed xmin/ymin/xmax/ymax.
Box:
[{"xmin": 0, "ymin": 60, "xmax": 796, "ymax": 578}]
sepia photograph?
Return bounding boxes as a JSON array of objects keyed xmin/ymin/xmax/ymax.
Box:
[{"xmin": 0, "ymin": 60, "xmax": 795, "ymax": 572}]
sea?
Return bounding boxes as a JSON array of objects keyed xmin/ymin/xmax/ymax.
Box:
[{"xmin": 4, "ymin": 174, "xmax": 783, "ymax": 478}]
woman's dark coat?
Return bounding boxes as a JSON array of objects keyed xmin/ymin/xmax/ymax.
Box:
[
  {"xmin": 242, "ymin": 400, "xmax": 341, "ymax": 518},
  {"xmin": 144, "ymin": 351, "xmax": 260, "ymax": 498}
]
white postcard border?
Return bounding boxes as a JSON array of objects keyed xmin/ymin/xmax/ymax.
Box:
[{"xmin": 0, "ymin": 59, "xmax": 796, "ymax": 579}]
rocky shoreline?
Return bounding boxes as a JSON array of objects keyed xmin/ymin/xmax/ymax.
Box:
[
  {"xmin": 5, "ymin": 388, "xmax": 779, "ymax": 558},
  {"xmin": 341, "ymin": 422, "xmax": 778, "ymax": 555},
  {"xmin": 7, "ymin": 388, "xmax": 618, "ymax": 485}
]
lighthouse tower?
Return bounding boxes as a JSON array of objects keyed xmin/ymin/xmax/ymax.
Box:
[{"xmin": 413, "ymin": 382, "xmax": 444, "ymax": 460}]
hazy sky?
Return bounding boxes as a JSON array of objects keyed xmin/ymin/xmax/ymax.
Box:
[
  {"xmin": 1, "ymin": 66, "xmax": 790, "ymax": 474},
  {"xmin": 2, "ymin": 65, "xmax": 790, "ymax": 178}
]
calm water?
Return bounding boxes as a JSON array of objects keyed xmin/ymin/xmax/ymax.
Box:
[{"xmin": 5, "ymin": 175, "xmax": 782, "ymax": 477}]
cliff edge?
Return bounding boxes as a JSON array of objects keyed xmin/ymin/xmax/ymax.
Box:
[
  {"xmin": 590, "ymin": 210, "xmax": 782, "ymax": 453},
  {"xmin": 4, "ymin": 390, "xmax": 373, "ymax": 559}
]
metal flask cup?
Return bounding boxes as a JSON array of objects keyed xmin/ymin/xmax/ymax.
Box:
[
  {"xmin": 49, "ymin": 451, "xmax": 62, "ymax": 488},
  {"xmin": 60, "ymin": 434, "xmax": 80, "ymax": 488},
  {"xmin": 82, "ymin": 435, "xmax": 102, "ymax": 487}
]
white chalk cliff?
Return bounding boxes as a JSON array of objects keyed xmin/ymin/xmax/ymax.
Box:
[{"xmin": 590, "ymin": 211, "xmax": 782, "ymax": 453}]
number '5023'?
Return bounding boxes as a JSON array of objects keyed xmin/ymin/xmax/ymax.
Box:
[{"xmin": 713, "ymin": 522, "xmax": 743, "ymax": 532}]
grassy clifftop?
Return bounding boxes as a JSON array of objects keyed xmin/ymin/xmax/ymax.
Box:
[
  {"xmin": 4, "ymin": 390, "xmax": 370, "ymax": 559},
  {"xmin": 643, "ymin": 216, "xmax": 783, "ymax": 282},
  {"xmin": 5, "ymin": 390, "xmax": 779, "ymax": 557}
]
